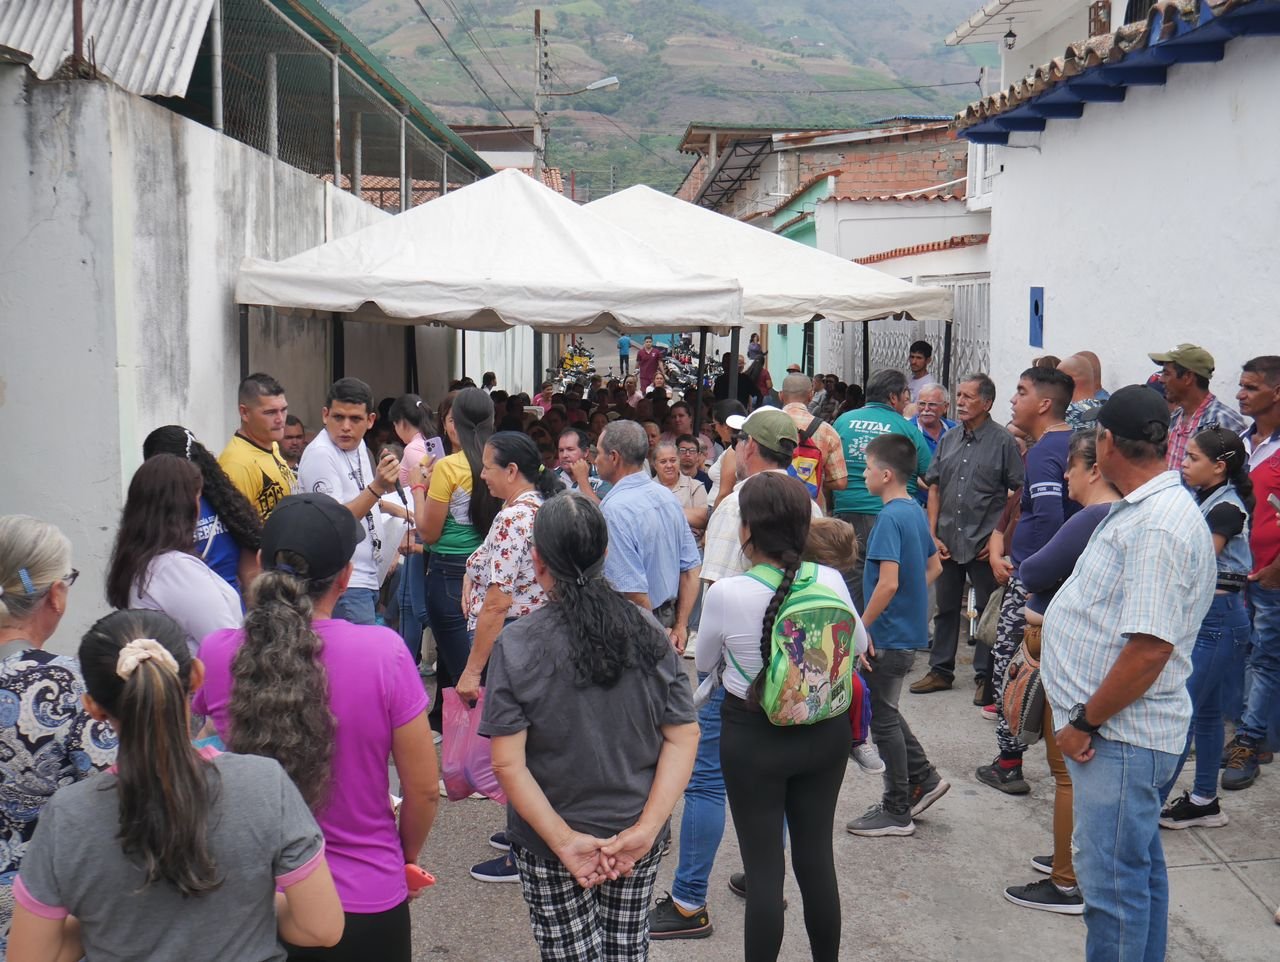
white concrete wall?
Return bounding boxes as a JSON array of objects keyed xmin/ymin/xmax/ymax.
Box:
[
  {"xmin": 0, "ymin": 70, "xmax": 489, "ymax": 649},
  {"xmin": 1002, "ymin": 4, "xmax": 1090, "ymax": 85},
  {"xmin": 816, "ymin": 199, "xmax": 991, "ymax": 262},
  {"xmin": 0, "ymin": 70, "xmax": 123, "ymax": 651},
  {"xmin": 986, "ymin": 35, "xmax": 1280, "ymax": 404},
  {"xmin": 866, "ymin": 244, "xmax": 991, "ymax": 280}
]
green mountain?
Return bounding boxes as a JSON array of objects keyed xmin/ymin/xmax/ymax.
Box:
[{"xmin": 326, "ymin": 0, "xmax": 996, "ymax": 196}]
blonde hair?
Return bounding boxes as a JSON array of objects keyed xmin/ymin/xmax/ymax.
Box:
[
  {"xmin": 802, "ymin": 517, "xmax": 859, "ymax": 578},
  {"xmin": 0, "ymin": 515, "xmax": 72, "ymax": 627}
]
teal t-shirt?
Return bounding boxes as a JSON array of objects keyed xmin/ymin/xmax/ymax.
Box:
[{"xmin": 831, "ymin": 403, "xmax": 933, "ymax": 515}]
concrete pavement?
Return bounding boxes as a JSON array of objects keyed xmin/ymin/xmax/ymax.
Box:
[{"xmin": 407, "ymin": 649, "xmax": 1280, "ymax": 960}]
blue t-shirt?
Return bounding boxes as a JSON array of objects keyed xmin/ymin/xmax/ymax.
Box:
[
  {"xmin": 195, "ymin": 495, "xmax": 241, "ymax": 593},
  {"xmin": 618, "ymin": 335, "xmax": 631, "ymax": 354},
  {"xmin": 863, "ymin": 497, "xmax": 936, "ymax": 649},
  {"xmin": 1010, "ymin": 430, "xmax": 1079, "ymax": 567}
]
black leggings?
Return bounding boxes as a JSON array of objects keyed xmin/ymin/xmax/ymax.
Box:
[
  {"xmin": 720, "ymin": 695, "xmax": 848, "ymax": 962},
  {"xmin": 285, "ymin": 901, "xmax": 411, "ymax": 962}
]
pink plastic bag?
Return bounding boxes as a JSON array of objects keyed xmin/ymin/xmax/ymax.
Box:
[{"xmin": 440, "ymin": 688, "xmax": 507, "ymax": 804}]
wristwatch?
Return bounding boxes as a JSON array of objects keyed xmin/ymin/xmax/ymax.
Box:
[{"xmin": 1068, "ymin": 703, "xmax": 1100, "ymax": 734}]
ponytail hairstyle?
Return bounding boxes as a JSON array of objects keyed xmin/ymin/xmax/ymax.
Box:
[
  {"xmin": 487, "ymin": 431, "xmax": 566, "ymax": 500},
  {"xmin": 79, "ymin": 609, "xmax": 221, "ymax": 897},
  {"xmin": 738, "ymin": 473, "xmax": 814, "ymax": 706},
  {"xmin": 532, "ymin": 494, "xmax": 668, "ymax": 688},
  {"xmin": 451, "ymin": 387, "xmax": 502, "ymax": 534},
  {"xmin": 1192, "ymin": 426, "xmax": 1255, "ymax": 512},
  {"xmin": 143, "ymin": 425, "xmax": 262, "ymax": 553},
  {"xmin": 227, "ymin": 553, "xmax": 337, "ymax": 810},
  {"xmin": 106, "ymin": 455, "xmax": 203, "ymax": 609},
  {"xmin": 388, "ymin": 393, "xmax": 437, "ymax": 441}
]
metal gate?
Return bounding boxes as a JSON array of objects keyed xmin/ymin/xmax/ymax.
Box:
[{"xmin": 837, "ymin": 274, "xmax": 990, "ymax": 394}]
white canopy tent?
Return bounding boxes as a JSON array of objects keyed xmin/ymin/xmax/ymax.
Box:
[
  {"xmin": 235, "ymin": 168, "xmax": 742, "ymax": 334},
  {"xmin": 587, "ymin": 185, "xmax": 956, "ymax": 385}
]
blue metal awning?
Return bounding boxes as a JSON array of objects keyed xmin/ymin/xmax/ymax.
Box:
[{"xmin": 957, "ymin": 0, "xmax": 1280, "ymax": 144}]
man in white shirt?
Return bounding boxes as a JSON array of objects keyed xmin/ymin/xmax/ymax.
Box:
[
  {"xmin": 907, "ymin": 340, "xmax": 937, "ymax": 403},
  {"xmin": 298, "ymin": 377, "xmax": 403, "ymax": 625}
]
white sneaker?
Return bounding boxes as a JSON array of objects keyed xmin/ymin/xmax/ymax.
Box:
[
  {"xmin": 683, "ymin": 630, "xmax": 697, "ymax": 660},
  {"xmin": 851, "ymin": 742, "xmax": 886, "ymax": 775}
]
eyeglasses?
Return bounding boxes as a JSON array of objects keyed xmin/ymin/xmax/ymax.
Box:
[
  {"xmin": 62, "ymin": 569, "xmax": 79, "ymax": 588},
  {"xmin": 677, "ymin": 446, "xmax": 700, "ymax": 455}
]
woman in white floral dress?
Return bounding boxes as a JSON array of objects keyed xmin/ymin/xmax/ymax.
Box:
[{"xmin": 458, "ymin": 432, "xmax": 566, "ymax": 883}]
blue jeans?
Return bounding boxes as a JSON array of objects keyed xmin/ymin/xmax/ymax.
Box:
[
  {"xmin": 425, "ymin": 553, "xmax": 473, "ymax": 731},
  {"xmin": 1239, "ymin": 582, "xmax": 1280, "ymax": 746},
  {"xmin": 396, "ymin": 551, "xmax": 429, "ymax": 663},
  {"xmin": 1067, "ymin": 736, "xmax": 1178, "ymax": 962},
  {"xmin": 1162, "ymin": 592, "xmax": 1251, "ymax": 800},
  {"xmin": 671, "ymin": 674, "xmax": 725, "ymax": 908},
  {"xmin": 333, "ymin": 586, "xmax": 378, "ymax": 625}
]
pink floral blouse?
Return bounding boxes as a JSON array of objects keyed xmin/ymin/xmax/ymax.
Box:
[{"xmin": 464, "ymin": 491, "xmax": 546, "ymax": 631}]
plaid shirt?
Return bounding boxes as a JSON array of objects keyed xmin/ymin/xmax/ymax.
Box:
[
  {"xmin": 701, "ymin": 470, "xmax": 821, "ymax": 583},
  {"xmin": 1041, "ymin": 471, "xmax": 1216, "ymax": 755},
  {"xmin": 1166, "ymin": 393, "xmax": 1249, "ymax": 470}
]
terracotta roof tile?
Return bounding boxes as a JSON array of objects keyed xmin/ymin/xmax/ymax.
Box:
[
  {"xmin": 515, "ymin": 167, "xmax": 565, "ymax": 193},
  {"xmin": 762, "ymin": 169, "xmax": 843, "ymax": 218},
  {"xmin": 854, "ymin": 233, "xmax": 990, "ymax": 265},
  {"xmin": 953, "ymin": 0, "xmax": 1260, "ymax": 132},
  {"xmin": 826, "ymin": 189, "xmax": 966, "ymax": 203}
]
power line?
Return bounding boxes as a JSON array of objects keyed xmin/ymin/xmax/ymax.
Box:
[
  {"xmin": 410, "ymin": 0, "xmax": 519, "ymax": 127},
  {"xmin": 734, "ymin": 78, "xmax": 979, "ymax": 95},
  {"xmin": 437, "ymin": 0, "xmax": 533, "ymax": 111}
]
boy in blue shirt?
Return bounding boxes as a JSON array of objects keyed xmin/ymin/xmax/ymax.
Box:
[{"xmin": 847, "ymin": 434, "xmax": 949, "ymax": 838}]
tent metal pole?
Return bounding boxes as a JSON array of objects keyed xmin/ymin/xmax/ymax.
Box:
[
  {"xmin": 693, "ymin": 326, "xmax": 708, "ymax": 434},
  {"xmin": 942, "ymin": 320, "xmax": 953, "ymax": 394},
  {"xmin": 238, "ymin": 304, "xmax": 249, "ymax": 381},
  {"xmin": 405, "ymin": 326, "xmax": 418, "ymax": 393},
  {"xmin": 331, "ymin": 313, "xmax": 344, "ymax": 382},
  {"xmin": 532, "ymin": 332, "xmax": 542, "ymax": 396},
  {"xmin": 728, "ymin": 327, "xmax": 740, "ymax": 402},
  {"xmin": 861, "ymin": 321, "xmax": 870, "ymax": 386}
]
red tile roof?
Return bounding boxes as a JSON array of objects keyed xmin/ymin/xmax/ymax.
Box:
[
  {"xmin": 515, "ymin": 167, "xmax": 565, "ymax": 193},
  {"xmin": 854, "ymin": 233, "xmax": 990, "ymax": 265},
  {"xmin": 827, "ymin": 190, "xmax": 966, "ymax": 203},
  {"xmin": 954, "ymin": 0, "xmax": 1254, "ymax": 131}
]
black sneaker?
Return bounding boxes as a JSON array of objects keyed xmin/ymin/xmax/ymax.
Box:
[
  {"xmin": 648, "ymin": 893, "xmax": 712, "ymax": 940},
  {"xmin": 1030, "ymin": 854, "xmax": 1053, "ymax": 876},
  {"xmin": 975, "ymin": 758, "xmax": 1030, "ymax": 795},
  {"xmin": 909, "ymin": 774, "xmax": 951, "ymax": 818},
  {"xmin": 1003, "ymin": 878, "xmax": 1084, "ymax": 915},
  {"xmin": 1159, "ymin": 791, "xmax": 1229, "ymax": 829},
  {"xmin": 728, "ymin": 873, "xmax": 746, "ymax": 898}
]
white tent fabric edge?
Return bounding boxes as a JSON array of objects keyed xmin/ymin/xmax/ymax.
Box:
[{"xmin": 233, "ymin": 168, "xmax": 744, "ymax": 334}]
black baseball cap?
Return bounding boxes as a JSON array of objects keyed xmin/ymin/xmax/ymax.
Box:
[
  {"xmin": 1096, "ymin": 384, "xmax": 1170, "ymax": 444},
  {"xmin": 260, "ymin": 494, "xmax": 364, "ymax": 580}
]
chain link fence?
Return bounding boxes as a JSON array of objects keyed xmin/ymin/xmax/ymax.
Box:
[{"xmin": 219, "ymin": 0, "xmax": 461, "ymax": 208}]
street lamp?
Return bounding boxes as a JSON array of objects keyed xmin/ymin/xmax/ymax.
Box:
[
  {"xmin": 1003, "ymin": 18, "xmax": 1017, "ymax": 50},
  {"xmin": 532, "ymin": 10, "xmax": 618, "ymax": 180}
]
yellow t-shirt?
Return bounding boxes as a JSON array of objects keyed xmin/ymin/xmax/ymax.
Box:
[
  {"xmin": 427, "ymin": 452, "xmax": 483, "ymax": 555},
  {"xmin": 218, "ymin": 434, "xmax": 296, "ymax": 519}
]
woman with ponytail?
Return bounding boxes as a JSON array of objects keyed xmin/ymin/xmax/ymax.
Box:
[
  {"xmin": 192, "ymin": 494, "xmax": 437, "ymax": 962},
  {"xmin": 461, "ymin": 432, "xmax": 564, "ymax": 883},
  {"xmin": 143, "ymin": 425, "xmax": 263, "ymax": 594},
  {"xmin": 697, "ymin": 471, "xmax": 867, "ymax": 962},
  {"xmin": 478, "ymin": 493, "xmax": 698, "ymax": 957},
  {"xmin": 409, "ymin": 387, "xmax": 501, "ymax": 738},
  {"xmin": 8, "ymin": 609, "xmax": 342, "ymax": 961},
  {"xmin": 1158, "ymin": 426, "xmax": 1254, "ymax": 828}
]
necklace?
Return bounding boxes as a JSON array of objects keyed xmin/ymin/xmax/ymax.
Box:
[{"xmin": 1043, "ymin": 421, "xmax": 1071, "ymax": 434}]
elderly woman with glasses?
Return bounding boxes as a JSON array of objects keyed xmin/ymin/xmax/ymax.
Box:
[{"xmin": 0, "ymin": 516, "xmax": 118, "ymax": 954}]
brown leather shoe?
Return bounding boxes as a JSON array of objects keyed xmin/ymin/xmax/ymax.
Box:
[{"xmin": 909, "ymin": 671, "xmax": 953, "ymax": 694}]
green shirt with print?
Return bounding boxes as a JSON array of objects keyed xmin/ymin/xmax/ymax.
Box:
[{"xmin": 832, "ymin": 402, "xmax": 933, "ymax": 515}]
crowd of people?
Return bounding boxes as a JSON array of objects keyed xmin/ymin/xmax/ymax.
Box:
[{"xmin": 0, "ymin": 333, "xmax": 1278, "ymax": 961}]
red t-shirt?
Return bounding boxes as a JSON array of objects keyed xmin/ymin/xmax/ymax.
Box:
[
  {"xmin": 636, "ymin": 347, "xmax": 660, "ymax": 386},
  {"xmin": 1250, "ymin": 447, "xmax": 1280, "ymax": 573}
]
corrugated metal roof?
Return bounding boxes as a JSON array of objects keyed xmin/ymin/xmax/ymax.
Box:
[{"xmin": 0, "ymin": 0, "xmax": 214, "ymax": 97}]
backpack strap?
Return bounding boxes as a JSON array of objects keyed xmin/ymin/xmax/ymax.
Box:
[
  {"xmin": 743, "ymin": 562, "xmax": 817, "ymax": 592},
  {"xmin": 798, "ymin": 418, "xmax": 821, "ymax": 443}
]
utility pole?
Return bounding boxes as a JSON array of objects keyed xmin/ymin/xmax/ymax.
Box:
[{"xmin": 532, "ymin": 9, "xmax": 549, "ymax": 183}]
